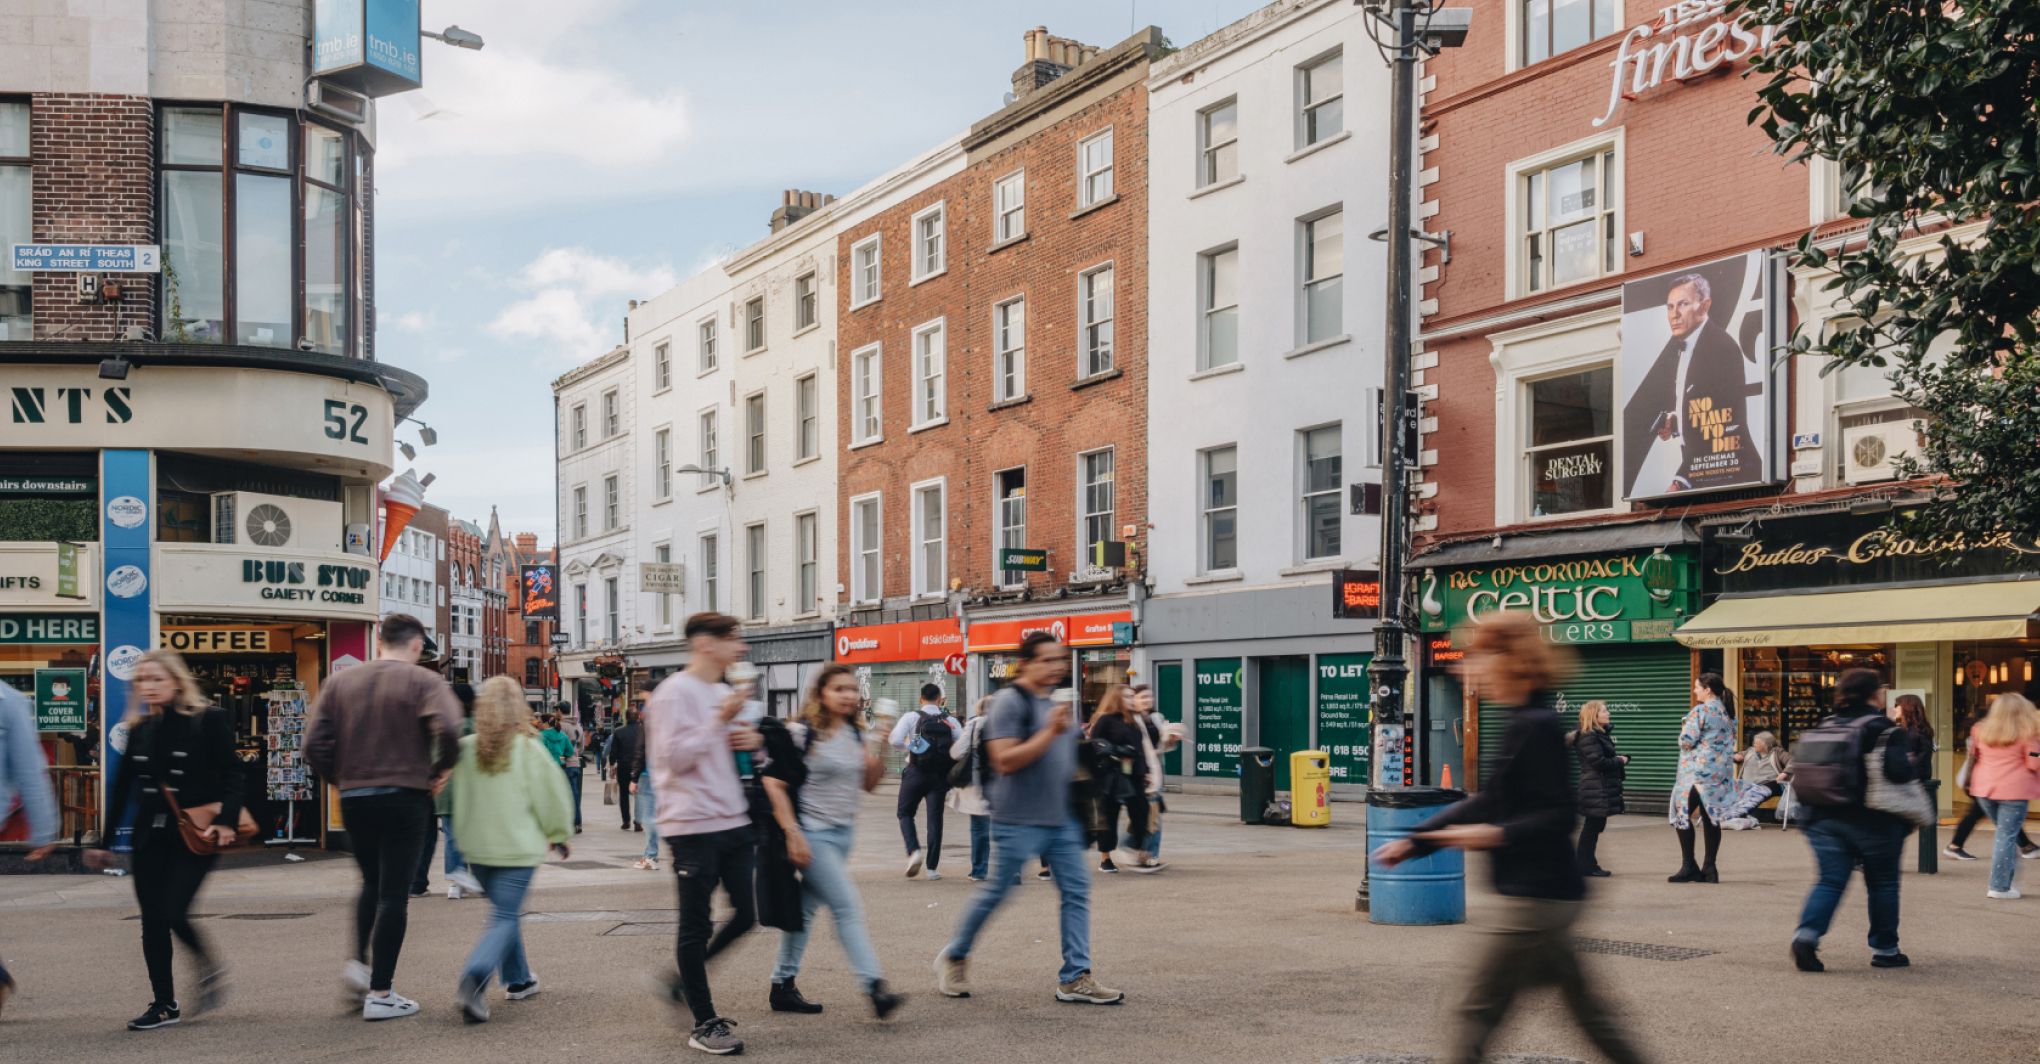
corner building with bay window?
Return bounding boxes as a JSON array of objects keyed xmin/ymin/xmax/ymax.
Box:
[{"xmin": 2, "ymin": 2, "xmax": 433, "ymax": 848}]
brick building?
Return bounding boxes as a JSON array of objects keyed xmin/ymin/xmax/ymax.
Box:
[{"xmin": 502, "ymin": 529, "xmax": 559, "ymax": 708}]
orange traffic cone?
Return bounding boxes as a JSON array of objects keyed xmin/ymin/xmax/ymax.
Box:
[{"xmin": 1440, "ymin": 764, "xmax": 1454, "ymax": 789}]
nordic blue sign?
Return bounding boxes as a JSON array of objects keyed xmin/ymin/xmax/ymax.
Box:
[
  {"xmin": 101, "ymin": 450, "xmax": 153, "ymax": 853},
  {"xmin": 11, "ymin": 244, "xmax": 161, "ymax": 272},
  {"xmin": 311, "ymin": 0, "xmax": 421, "ymax": 97}
]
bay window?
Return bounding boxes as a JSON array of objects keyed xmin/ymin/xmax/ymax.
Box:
[{"xmin": 1, "ymin": 101, "xmax": 32, "ymax": 339}]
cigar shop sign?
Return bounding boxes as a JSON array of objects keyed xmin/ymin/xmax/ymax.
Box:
[
  {"xmin": 151, "ymin": 544, "xmax": 379, "ymax": 621},
  {"xmin": 1593, "ymin": 1, "xmax": 1783, "ymax": 128},
  {"xmin": 1712, "ymin": 512, "xmax": 2040, "ymax": 595},
  {"xmin": 1418, "ymin": 548, "xmax": 1700, "ymax": 645}
]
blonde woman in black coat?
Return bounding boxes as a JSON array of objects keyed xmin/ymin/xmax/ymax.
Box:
[{"xmin": 1570, "ymin": 700, "xmax": 1628, "ymax": 877}]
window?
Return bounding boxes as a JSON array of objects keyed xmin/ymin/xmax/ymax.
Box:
[
  {"xmin": 994, "ymin": 170, "xmax": 1025, "ymax": 242},
  {"xmin": 654, "ymin": 543, "xmax": 673, "ymax": 627},
  {"xmin": 1525, "ymin": 366, "xmax": 1614, "ymax": 517},
  {"xmin": 794, "ymin": 272, "xmax": 818, "ymax": 331},
  {"xmin": 1080, "ymin": 449, "xmax": 1115, "ymax": 569},
  {"xmin": 912, "ymin": 203, "xmax": 946, "ymax": 282},
  {"xmin": 1201, "ymin": 246, "xmax": 1240, "ymax": 369},
  {"xmin": 571, "ymin": 404, "xmax": 586, "ymax": 450},
  {"xmin": 524, "ymin": 659, "xmax": 541, "ymax": 687},
  {"xmin": 654, "ymin": 428, "xmax": 672, "ymax": 501},
  {"xmin": 603, "ymin": 389, "xmax": 620, "ymax": 437},
  {"xmin": 794, "ymin": 512, "xmax": 818, "ymax": 614},
  {"xmin": 1298, "ymin": 51, "xmax": 1344, "ymax": 147},
  {"xmin": 913, "ymin": 319, "xmax": 946, "ymax": 426},
  {"xmin": 745, "ymin": 392, "xmax": 766, "ymax": 474},
  {"xmin": 572, "ymin": 485, "xmax": 588, "ymax": 538},
  {"xmin": 745, "ymin": 523, "xmax": 767, "ymax": 620},
  {"xmin": 526, "ymin": 621, "xmax": 542, "ymax": 644},
  {"xmin": 912, "ymin": 481, "xmax": 946, "ymax": 599},
  {"xmin": 1522, "ymin": 0, "xmax": 1619, "ymax": 66},
  {"xmin": 232, "ymin": 112, "xmax": 293, "ymax": 342},
  {"xmin": 851, "ymin": 235, "xmax": 882, "ymax": 307},
  {"xmin": 0, "ymin": 102, "xmax": 27, "ymax": 340},
  {"xmin": 1202, "ymin": 446, "xmax": 1239, "ymax": 572},
  {"xmin": 603, "ymin": 475, "xmax": 619, "ymax": 531},
  {"xmin": 1078, "ymin": 130, "xmax": 1115, "ymax": 207},
  {"xmin": 1080, "ymin": 265, "xmax": 1115, "ymax": 377},
  {"xmin": 700, "ymin": 534, "xmax": 720, "ymax": 612},
  {"xmin": 851, "ymin": 344, "xmax": 883, "ymax": 444},
  {"xmin": 795, "ymin": 373, "xmax": 820, "ymax": 461},
  {"xmin": 996, "ymin": 468, "xmax": 1027, "ymax": 587},
  {"xmin": 1198, "ymin": 99, "xmax": 1239, "ymax": 187},
  {"xmin": 1303, "ymin": 209, "xmax": 1345, "ymax": 343},
  {"xmin": 574, "ymin": 584, "xmax": 588, "ymax": 645},
  {"xmin": 654, "ymin": 342, "xmax": 672, "ymax": 391},
  {"xmin": 604, "ymin": 576, "xmax": 619, "ymax": 642},
  {"xmin": 993, "ymin": 298, "xmax": 1026, "ymax": 402},
  {"xmin": 1520, "ymin": 147, "xmax": 1619, "ymax": 293},
  {"xmin": 743, "ymin": 296, "xmax": 765, "ymax": 352},
  {"xmin": 698, "ymin": 410, "xmax": 719, "ymax": 487},
  {"xmin": 1300, "ymin": 425, "xmax": 1342, "ymax": 560},
  {"xmin": 850, "ymin": 494, "xmax": 882, "ymax": 604},
  {"xmin": 698, "ymin": 317, "xmax": 718, "ymax": 372}
]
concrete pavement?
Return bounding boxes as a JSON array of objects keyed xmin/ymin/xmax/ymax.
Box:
[{"xmin": 2, "ymin": 788, "xmax": 2036, "ymax": 1063}]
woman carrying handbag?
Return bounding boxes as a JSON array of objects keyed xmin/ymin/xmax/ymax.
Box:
[{"xmin": 85, "ymin": 650, "xmax": 248, "ymax": 1031}]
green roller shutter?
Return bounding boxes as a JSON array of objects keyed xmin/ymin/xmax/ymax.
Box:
[{"xmin": 1476, "ymin": 643, "xmax": 1690, "ymax": 814}]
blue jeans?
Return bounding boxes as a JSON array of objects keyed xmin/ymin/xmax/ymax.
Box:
[
  {"xmin": 1795, "ymin": 817, "xmax": 1904, "ymax": 955},
  {"xmin": 969, "ymin": 814, "xmax": 991, "ymax": 879},
  {"xmin": 772, "ymin": 822, "xmax": 884, "ymax": 991},
  {"xmin": 637, "ymin": 772, "xmax": 659, "ymax": 860},
  {"xmin": 1975, "ymin": 797, "xmax": 2030, "ymax": 893},
  {"xmin": 944, "ymin": 817, "xmax": 1092, "ymax": 983},
  {"xmin": 563, "ymin": 765, "xmax": 583, "ymax": 827},
  {"xmin": 461, "ymin": 865, "xmax": 535, "ymax": 990},
  {"xmin": 440, "ymin": 815, "xmax": 467, "ymax": 876}
]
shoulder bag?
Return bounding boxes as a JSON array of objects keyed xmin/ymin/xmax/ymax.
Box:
[
  {"xmin": 1863, "ymin": 731, "xmax": 1936, "ymax": 827},
  {"xmin": 162, "ymin": 784, "xmax": 258, "ymax": 855}
]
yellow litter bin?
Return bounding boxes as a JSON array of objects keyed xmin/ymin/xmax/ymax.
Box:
[{"xmin": 1291, "ymin": 751, "xmax": 1332, "ymax": 827}]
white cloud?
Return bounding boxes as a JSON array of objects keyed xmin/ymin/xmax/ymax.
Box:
[
  {"xmin": 383, "ymin": 310, "xmax": 434, "ymax": 333},
  {"xmin": 487, "ymin": 247, "xmax": 677, "ymax": 359}
]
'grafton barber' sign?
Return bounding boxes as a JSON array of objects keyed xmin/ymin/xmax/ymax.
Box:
[{"xmin": 1594, "ymin": 1, "xmax": 1781, "ymax": 127}]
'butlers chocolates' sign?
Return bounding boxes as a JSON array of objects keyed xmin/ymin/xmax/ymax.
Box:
[{"xmin": 1711, "ymin": 512, "xmax": 2040, "ymax": 595}]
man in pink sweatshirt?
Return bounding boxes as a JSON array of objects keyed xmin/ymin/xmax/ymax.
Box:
[{"xmin": 646, "ymin": 611, "xmax": 761, "ymax": 1056}]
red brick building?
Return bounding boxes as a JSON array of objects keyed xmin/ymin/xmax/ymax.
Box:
[{"xmin": 502, "ymin": 529, "xmax": 559, "ymax": 707}]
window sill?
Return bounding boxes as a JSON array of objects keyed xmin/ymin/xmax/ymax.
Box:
[
  {"xmin": 651, "ymin": 495, "xmax": 673, "ymax": 507},
  {"xmin": 987, "ymin": 232, "xmax": 1030, "ymax": 255},
  {"xmin": 1070, "ymin": 367, "xmax": 1124, "ymax": 391},
  {"xmin": 1278, "ymin": 560, "xmax": 1347, "ymax": 578},
  {"xmin": 1284, "ymin": 334, "xmax": 1352, "ymax": 360},
  {"xmin": 696, "ymin": 483, "xmax": 722, "ymax": 495},
  {"xmin": 987, "ymin": 393, "xmax": 1033, "ymax": 413},
  {"xmin": 1286, "ymin": 129, "xmax": 1352, "ymax": 165},
  {"xmin": 909, "ymin": 417, "xmax": 950, "ymax": 435},
  {"xmin": 743, "ymin": 345, "xmax": 767, "ymax": 358},
  {"xmin": 1069, "ymin": 193, "xmax": 1121, "ymax": 221},
  {"xmin": 696, "ymin": 366, "xmax": 719, "ymax": 379},
  {"xmin": 848, "ymin": 437, "xmax": 886, "ymax": 451},
  {"xmin": 792, "ymin": 611, "xmax": 822, "ymax": 622},
  {"xmin": 910, "ymin": 593, "xmax": 946, "ymax": 605},
  {"xmin": 909, "ymin": 268, "xmax": 948, "ymax": 288},
  {"xmin": 792, "ymin": 454, "xmax": 821, "ymax": 468},
  {"xmin": 1183, "ymin": 569, "xmax": 1244, "ymax": 586},
  {"xmin": 652, "ymin": 385, "xmax": 672, "ymax": 396},
  {"xmin": 1189, "ymin": 361, "xmax": 1244, "ymax": 382},
  {"xmin": 1188, "ymin": 174, "xmax": 1245, "ymax": 200},
  {"xmin": 1520, "ymin": 506, "xmax": 1624, "ymax": 524},
  {"xmin": 790, "ymin": 322, "xmax": 820, "ymax": 340},
  {"xmin": 849, "ymin": 296, "xmax": 882, "ymax": 312},
  {"xmin": 742, "ymin": 470, "xmax": 768, "ymax": 481}
]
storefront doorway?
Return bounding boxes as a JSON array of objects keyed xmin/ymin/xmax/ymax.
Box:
[{"xmin": 1258, "ymin": 657, "xmax": 1309, "ymax": 790}]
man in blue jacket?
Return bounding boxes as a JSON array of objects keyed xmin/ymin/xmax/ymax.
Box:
[{"xmin": 1, "ymin": 683, "xmax": 61, "ymax": 1016}]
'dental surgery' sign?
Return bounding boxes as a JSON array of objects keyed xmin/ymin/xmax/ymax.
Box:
[{"xmin": 1594, "ymin": 1, "xmax": 1781, "ymax": 127}]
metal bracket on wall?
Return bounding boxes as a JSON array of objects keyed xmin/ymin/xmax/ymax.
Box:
[{"xmin": 1367, "ymin": 226, "xmax": 1452, "ymax": 264}]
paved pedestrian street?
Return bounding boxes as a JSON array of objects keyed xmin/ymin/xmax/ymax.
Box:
[{"xmin": 4, "ymin": 791, "xmax": 2035, "ymax": 1063}]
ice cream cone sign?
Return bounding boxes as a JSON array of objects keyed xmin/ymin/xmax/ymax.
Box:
[{"xmin": 379, "ymin": 470, "xmax": 426, "ymax": 564}]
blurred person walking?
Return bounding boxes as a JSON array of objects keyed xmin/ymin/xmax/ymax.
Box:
[
  {"xmin": 1946, "ymin": 706, "xmax": 2036, "ymax": 862},
  {"xmin": 890, "ymin": 683, "xmax": 957, "ymax": 880},
  {"xmin": 1667, "ymin": 674, "xmax": 1738, "ymax": 882},
  {"xmin": 1964, "ymin": 693, "xmax": 2040, "ymax": 901},
  {"xmin": 426, "ymin": 683, "xmax": 484, "ymax": 900},
  {"xmin": 1131, "ymin": 685, "xmax": 1182, "ymax": 860},
  {"xmin": 947, "ymin": 697, "xmax": 994, "ymax": 882},
  {"xmin": 1, "ymin": 683, "xmax": 61, "ymax": 1018},
  {"xmin": 539, "ymin": 714, "xmax": 584, "ymax": 834},
  {"xmin": 1372, "ymin": 612, "xmax": 1650, "ymax": 1064},
  {"xmin": 610, "ymin": 701, "xmax": 646, "ymax": 832},
  {"xmin": 1568, "ymin": 701, "xmax": 1627, "ymax": 877},
  {"xmin": 1087, "ymin": 686, "xmax": 1161, "ymax": 873},
  {"xmin": 305, "ymin": 613, "xmax": 463, "ymax": 1021},
  {"xmin": 448, "ymin": 677, "xmax": 575, "ymax": 1023}
]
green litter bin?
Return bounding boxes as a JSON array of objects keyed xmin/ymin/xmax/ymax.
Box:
[{"xmin": 1239, "ymin": 746, "xmax": 1276, "ymax": 823}]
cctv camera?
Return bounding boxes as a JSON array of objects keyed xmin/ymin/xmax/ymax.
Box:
[{"xmin": 298, "ymin": 337, "xmax": 315, "ymax": 352}]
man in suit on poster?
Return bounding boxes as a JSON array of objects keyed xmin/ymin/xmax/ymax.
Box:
[{"xmin": 1632, "ymin": 273, "xmax": 1761, "ymax": 495}]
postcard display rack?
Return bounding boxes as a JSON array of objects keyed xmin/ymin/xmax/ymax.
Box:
[{"xmin": 264, "ymin": 683, "xmax": 318, "ymax": 845}]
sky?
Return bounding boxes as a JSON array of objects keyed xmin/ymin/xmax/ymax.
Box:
[{"xmin": 372, "ymin": 0, "xmax": 1267, "ymax": 542}]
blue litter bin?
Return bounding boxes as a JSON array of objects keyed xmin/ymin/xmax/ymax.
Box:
[{"xmin": 1367, "ymin": 786, "xmax": 1467, "ymax": 925}]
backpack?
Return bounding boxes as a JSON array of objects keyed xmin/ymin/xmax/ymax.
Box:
[
  {"xmin": 908, "ymin": 709, "xmax": 956, "ymax": 775},
  {"xmin": 1789, "ymin": 715, "xmax": 1879, "ymax": 807},
  {"xmin": 949, "ymin": 715, "xmax": 992, "ymax": 790}
]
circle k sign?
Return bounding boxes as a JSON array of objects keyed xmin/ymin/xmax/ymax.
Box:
[{"xmin": 943, "ymin": 653, "xmax": 967, "ymax": 675}]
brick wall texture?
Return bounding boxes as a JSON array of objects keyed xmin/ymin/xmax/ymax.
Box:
[{"xmin": 28, "ymin": 93, "xmax": 158, "ymax": 341}]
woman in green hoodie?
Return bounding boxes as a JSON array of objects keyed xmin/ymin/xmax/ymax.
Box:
[{"xmin": 449, "ymin": 677, "xmax": 575, "ymax": 1024}]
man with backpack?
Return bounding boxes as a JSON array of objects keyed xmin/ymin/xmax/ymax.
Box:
[
  {"xmin": 1786, "ymin": 668, "xmax": 1917, "ymax": 972},
  {"xmin": 890, "ymin": 683, "xmax": 957, "ymax": 880}
]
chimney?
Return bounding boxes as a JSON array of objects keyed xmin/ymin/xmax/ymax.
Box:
[
  {"xmin": 769, "ymin": 188, "xmax": 836, "ymax": 233},
  {"xmin": 515, "ymin": 532, "xmax": 537, "ymax": 552},
  {"xmin": 1011, "ymin": 26, "xmax": 1100, "ymax": 99}
]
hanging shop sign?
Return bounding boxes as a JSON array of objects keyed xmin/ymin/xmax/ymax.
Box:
[
  {"xmin": 1594, "ymin": 1, "xmax": 1782, "ymax": 127},
  {"xmin": 997, "ymin": 547, "xmax": 1050, "ymax": 573},
  {"xmin": 33, "ymin": 668, "xmax": 88, "ymax": 731},
  {"xmin": 0, "ymin": 542, "xmax": 98, "ymax": 606},
  {"xmin": 1419, "ymin": 548, "xmax": 1699, "ymax": 644},
  {"xmin": 1331, "ymin": 569, "xmax": 1382, "ymax": 620},
  {"xmin": 312, "ymin": 0, "xmax": 423, "ymax": 97},
  {"xmin": 1315, "ymin": 653, "xmax": 1372, "ymax": 784},
  {"xmin": 0, "ymin": 612, "xmax": 99, "ymax": 644},
  {"xmin": 833, "ymin": 619, "xmax": 964, "ymax": 666},
  {"xmin": 152, "ymin": 545, "xmax": 379, "ymax": 621},
  {"xmin": 521, "ymin": 564, "xmax": 559, "ymax": 620},
  {"xmin": 1711, "ymin": 511, "xmax": 2040, "ymax": 595},
  {"xmin": 1192, "ymin": 657, "xmax": 1244, "ymax": 778}
]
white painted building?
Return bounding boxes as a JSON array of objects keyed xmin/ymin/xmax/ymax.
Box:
[
  {"xmin": 380, "ymin": 523, "xmax": 441, "ymax": 647},
  {"xmin": 553, "ymin": 345, "xmax": 636, "ymax": 711},
  {"xmin": 1138, "ymin": 0, "xmax": 1392, "ymax": 791},
  {"xmin": 449, "ymin": 518, "xmax": 485, "ymax": 681}
]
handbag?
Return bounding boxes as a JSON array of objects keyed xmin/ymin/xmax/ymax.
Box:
[
  {"xmin": 1955, "ymin": 754, "xmax": 1972, "ymax": 792},
  {"xmin": 602, "ymin": 778, "xmax": 618, "ymax": 806},
  {"xmin": 161, "ymin": 785, "xmax": 258, "ymax": 855},
  {"xmin": 1863, "ymin": 731, "xmax": 1936, "ymax": 827}
]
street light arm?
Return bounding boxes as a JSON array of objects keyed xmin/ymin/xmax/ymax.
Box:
[{"xmin": 673, "ymin": 465, "xmax": 734, "ymax": 487}]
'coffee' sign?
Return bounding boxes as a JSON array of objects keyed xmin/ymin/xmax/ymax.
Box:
[
  {"xmin": 242, "ymin": 558, "xmax": 373, "ymax": 605},
  {"xmin": 1595, "ymin": 1, "xmax": 1781, "ymax": 127}
]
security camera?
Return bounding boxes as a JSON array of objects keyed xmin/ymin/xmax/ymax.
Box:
[{"xmin": 298, "ymin": 337, "xmax": 315, "ymax": 352}]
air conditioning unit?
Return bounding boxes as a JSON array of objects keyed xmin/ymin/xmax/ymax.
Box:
[
  {"xmin": 1841, "ymin": 420, "xmax": 1919, "ymax": 485},
  {"xmin": 211, "ymin": 492, "xmax": 344, "ymax": 551}
]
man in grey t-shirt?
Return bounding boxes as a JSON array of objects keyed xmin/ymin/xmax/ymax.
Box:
[{"xmin": 936, "ymin": 632, "xmax": 1123, "ymax": 1005}]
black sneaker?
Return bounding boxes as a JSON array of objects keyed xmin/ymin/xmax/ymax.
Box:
[
  {"xmin": 128, "ymin": 1002, "xmax": 181, "ymax": 1030},
  {"xmin": 193, "ymin": 968, "xmax": 228, "ymax": 1016},
  {"xmin": 1036, "ymin": 867, "xmax": 1052, "ymax": 881},
  {"xmin": 1099, "ymin": 857, "xmax": 1120, "ymax": 874},
  {"xmin": 868, "ymin": 979, "xmax": 905, "ymax": 1020},
  {"xmin": 1944, "ymin": 845, "xmax": 1979, "ymax": 861},
  {"xmin": 1791, "ymin": 939, "xmax": 1824, "ymax": 973},
  {"xmin": 1871, "ymin": 952, "xmax": 1911, "ymax": 969},
  {"xmin": 770, "ymin": 977, "xmax": 824, "ymax": 1014}
]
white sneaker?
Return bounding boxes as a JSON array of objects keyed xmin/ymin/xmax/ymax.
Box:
[
  {"xmin": 456, "ymin": 978, "xmax": 490, "ymax": 1024},
  {"xmin": 449, "ymin": 869, "xmax": 484, "ymax": 894},
  {"xmin": 363, "ymin": 992, "xmax": 419, "ymax": 1021},
  {"xmin": 341, "ymin": 960, "xmax": 371, "ymax": 1005},
  {"xmin": 1723, "ymin": 817, "xmax": 1758, "ymax": 831},
  {"xmin": 1987, "ymin": 888, "xmax": 2022, "ymax": 900},
  {"xmin": 447, "ymin": 885, "xmax": 463, "ymax": 900},
  {"xmin": 905, "ymin": 850, "xmax": 924, "ymax": 878},
  {"xmin": 926, "ymin": 869, "xmax": 943, "ymax": 881}
]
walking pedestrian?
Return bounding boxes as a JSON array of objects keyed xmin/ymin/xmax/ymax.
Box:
[
  {"xmin": 936, "ymin": 631, "xmax": 1124, "ymax": 1006},
  {"xmin": 448, "ymin": 676, "xmax": 575, "ymax": 1023},
  {"xmin": 431, "ymin": 684, "xmax": 484, "ymax": 900},
  {"xmin": 1963, "ymin": 693, "xmax": 2040, "ymax": 901},
  {"xmin": 647, "ymin": 612, "xmax": 762, "ymax": 1056},
  {"xmin": 1132, "ymin": 685, "xmax": 1182, "ymax": 860},
  {"xmin": 758, "ymin": 663, "xmax": 904, "ymax": 1018},
  {"xmin": 890, "ymin": 683, "xmax": 957, "ymax": 880},
  {"xmin": 1946, "ymin": 706, "xmax": 2036, "ymax": 861},
  {"xmin": 1568, "ymin": 700, "xmax": 1627, "ymax": 877},
  {"xmin": 1371, "ymin": 612, "xmax": 1650, "ymax": 1064},
  {"xmin": 305, "ymin": 613, "xmax": 464, "ymax": 1021},
  {"xmin": 1788, "ymin": 668, "xmax": 1917, "ymax": 970},
  {"xmin": 84, "ymin": 650, "xmax": 244, "ymax": 1031},
  {"xmin": 1088, "ymin": 686, "xmax": 1161, "ymax": 873},
  {"xmin": 539, "ymin": 714, "xmax": 584, "ymax": 834},
  {"xmin": 947, "ymin": 698, "xmax": 994, "ymax": 882},
  {"xmin": 591, "ymin": 721, "xmax": 610, "ymax": 782},
  {"xmin": 1886, "ymin": 694, "xmax": 1936, "ymax": 779},
  {"xmin": 0, "ymin": 683, "xmax": 60, "ymax": 1018},
  {"xmin": 611, "ymin": 703, "xmax": 645, "ymax": 833},
  {"xmin": 1668, "ymin": 673, "xmax": 1738, "ymax": 883}
]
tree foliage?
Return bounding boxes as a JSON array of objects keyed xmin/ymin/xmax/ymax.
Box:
[{"xmin": 1734, "ymin": 0, "xmax": 2040, "ymax": 533}]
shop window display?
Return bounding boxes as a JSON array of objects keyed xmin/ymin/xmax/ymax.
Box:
[
  {"xmin": 1950, "ymin": 640, "xmax": 2039, "ymax": 762},
  {"xmin": 1736, "ymin": 644, "xmax": 1893, "ymax": 750}
]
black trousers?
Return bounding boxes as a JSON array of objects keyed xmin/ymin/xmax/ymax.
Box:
[
  {"xmin": 1577, "ymin": 816, "xmax": 1608, "ymax": 872},
  {"xmin": 668, "ymin": 826, "xmax": 757, "ymax": 1024},
  {"xmin": 1098, "ymin": 789, "xmax": 1151, "ymax": 854},
  {"xmin": 1952, "ymin": 797, "xmax": 2034, "ymax": 850},
  {"xmin": 411, "ymin": 816, "xmax": 437, "ymax": 895},
  {"xmin": 897, "ymin": 765, "xmax": 948, "ymax": 870},
  {"xmin": 132, "ymin": 828, "xmax": 218, "ymax": 1007},
  {"xmin": 340, "ymin": 790, "xmax": 432, "ymax": 992}
]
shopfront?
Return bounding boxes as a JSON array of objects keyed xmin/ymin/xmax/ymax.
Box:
[
  {"xmin": 834, "ymin": 618, "xmax": 964, "ymax": 776},
  {"xmin": 741, "ymin": 622, "xmax": 834, "ymax": 720},
  {"xmin": 1677, "ymin": 509, "xmax": 2040, "ymax": 811},
  {"xmin": 1417, "ymin": 542, "xmax": 1702, "ymax": 811},
  {"xmin": 966, "ymin": 609, "xmax": 1133, "ymax": 717}
]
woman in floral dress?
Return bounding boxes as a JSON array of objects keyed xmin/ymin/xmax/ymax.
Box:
[{"xmin": 1669, "ymin": 673, "xmax": 1738, "ymax": 882}]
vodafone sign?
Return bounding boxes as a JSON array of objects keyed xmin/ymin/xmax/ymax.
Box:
[{"xmin": 1593, "ymin": 1, "xmax": 1781, "ymax": 128}]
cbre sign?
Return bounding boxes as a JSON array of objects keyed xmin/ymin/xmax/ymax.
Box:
[{"xmin": 1594, "ymin": 1, "xmax": 1781, "ymax": 128}]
